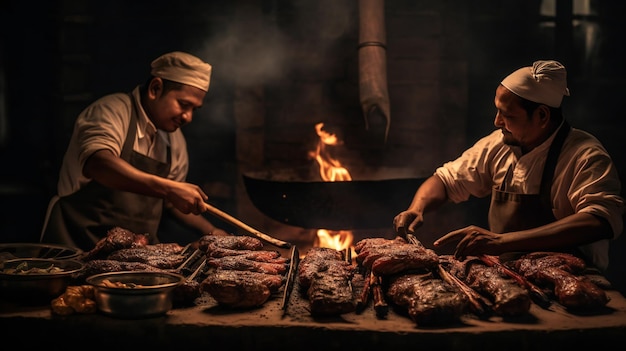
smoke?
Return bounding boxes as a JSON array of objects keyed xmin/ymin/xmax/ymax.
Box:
[{"xmin": 197, "ymin": 0, "xmax": 356, "ymax": 88}]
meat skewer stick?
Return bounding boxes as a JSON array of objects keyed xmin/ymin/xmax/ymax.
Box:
[
  {"xmin": 371, "ymin": 273, "xmax": 388, "ymax": 318},
  {"xmin": 356, "ymin": 268, "xmax": 373, "ymax": 313},
  {"xmin": 437, "ymin": 264, "xmax": 492, "ymax": 318},
  {"xmin": 479, "ymin": 254, "xmax": 551, "ymax": 309},
  {"xmin": 203, "ymin": 202, "xmax": 292, "ymax": 249}
]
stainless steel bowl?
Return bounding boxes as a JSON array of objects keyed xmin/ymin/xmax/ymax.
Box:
[
  {"xmin": 86, "ymin": 271, "xmax": 185, "ymax": 318},
  {"xmin": 0, "ymin": 243, "xmax": 83, "ymax": 262},
  {"xmin": 0, "ymin": 258, "xmax": 85, "ymax": 304}
]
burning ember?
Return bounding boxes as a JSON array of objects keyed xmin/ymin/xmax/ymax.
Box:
[{"xmin": 310, "ymin": 122, "xmax": 356, "ymax": 258}]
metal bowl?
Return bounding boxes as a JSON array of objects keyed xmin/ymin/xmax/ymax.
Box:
[
  {"xmin": 0, "ymin": 243, "xmax": 83, "ymax": 262},
  {"xmin": 0, "ymin": 258, "xmax": 85, "ymax": 304},
  {"xmin": 86, "ymin": 271, "xmax": 185, "ymax": 319}
]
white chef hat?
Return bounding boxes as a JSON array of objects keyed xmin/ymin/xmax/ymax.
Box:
[
  {"xmin": 150, "ymin": 51, "xmax": 212, "ymax": 92},
  {"xmin": 501, "ymin": 60, "xmax": 570, "ymax": 108}
]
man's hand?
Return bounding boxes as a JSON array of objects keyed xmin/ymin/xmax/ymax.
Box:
[
  {"xmin": 434, "ymin": 225, "xmax": 503, "ymax": 260},
  {"xmin": 393, "ymin": 210, "xmax": 424, "ymax": 237},
  {"xmin": 165, "ymin": 181, "xmax": 209, "ymax": 215}
]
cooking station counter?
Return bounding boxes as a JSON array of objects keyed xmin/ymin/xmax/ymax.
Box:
[{"xmin": 2, "ymin": 289, "xmax": 626, "ymax": 350}]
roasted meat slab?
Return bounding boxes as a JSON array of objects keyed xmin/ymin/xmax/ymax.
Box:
[
  {"xmin": 386, "ymin": 272, "xmax": 469, "ymax": 326},
  {"xmin": 355, "ymin": 236, "xmax": 439, "ymax": 275},
  {"xmin": 198, "ymin": 235, "xmax": 289, "ymax": 308},
  {"xmin": 511, "ymin": 252, "xmax": 609, "ymax": 309},
  {"xmin": 298, "ymin": 247, "xmax": 356, "ymax": 316},
  {"xmin": 200, "ymin": 269, "xmax": 284, "ymax": 308},
  {"xmin": 107, "ymin": 248, "xmax": 187, "ymax": 269},
  {"xmin": 198, "ymin": 235, "xmax": 264, "ymax": 252},
  {"xmin": 76, "ymin": 259, "xmax": 165, "ymax": 281},
  {"xmin": 442, "ymin": 256, "xmax": 531, "ymax": 316},
  {"xmin": 81, "ymin": 227, "xmax": 149, "ymax": 261}
]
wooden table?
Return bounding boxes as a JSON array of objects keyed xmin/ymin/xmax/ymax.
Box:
[{"xmin": 2, "ymin": 287, "xmax": 625, "ymax": 350}]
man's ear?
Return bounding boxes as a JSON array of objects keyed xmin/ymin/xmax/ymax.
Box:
[
  {"xmin": 148, "ymin": 77, "xmax": 163, "ymax": 98},
  {"xmin": 537, "ymin": 105, "xmax": 550, "ymax": 123}
]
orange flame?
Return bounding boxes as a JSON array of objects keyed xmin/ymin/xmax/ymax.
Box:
[
  {"xmin": 310, "ymin": 123, "xmax": 352, "ymax": 182},
  {"xmin": 310, "ymin": 122, "xmax": 355, "ymax": 259}
]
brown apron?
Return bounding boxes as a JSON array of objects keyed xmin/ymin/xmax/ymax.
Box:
[
  {"xmin": 42, "ymin": 94, "xmax": 171, "ymax": 251},
  {"xmin": 488, "ymin": 120, "xmax": 575, "ymax": 258}
]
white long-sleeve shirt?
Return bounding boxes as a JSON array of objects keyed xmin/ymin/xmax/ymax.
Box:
[
  {"xmin": 56, "ymin": 87, "xmax": 189, "ymax": 197},
  {"xmin": 435, "ymin": 124, "xmax": 624, "ymax": 270}
]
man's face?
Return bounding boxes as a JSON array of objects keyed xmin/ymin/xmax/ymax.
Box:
[
  {"xmin": 148, "ymin": 80, "xmax": 206, "ymax": 132},
  {"xmin": 493, "ymin": 85, "xmax": 544, "ymax": 152}
]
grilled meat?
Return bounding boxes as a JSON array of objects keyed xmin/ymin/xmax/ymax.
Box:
[
  {"xmin": 297, "ymin": 247, "xmax": 356, "ymax": 316},
  {"xmin": 206, "ymin": 256, "xmax": 288, "ymax": 275},
  {"xmin": 206, "ymin": 247, "xmax": 288, "ymax": 263},
  {"xmin": 200, "ymin": 269, "xmax": 284, "ymax": 308},
  {"xmin": 297, "ymin": 247, "xmax": 344, "ymax": 288},
  {"xmin": 355, "ymin": 236, "xmax": 439, "ymax": 275},
  {"xmin": 386, "ymin": 272, "xmax": 469, "ymax": 326},
  {"xmin": 107, "ymin": 248, "xmax": 187, "ymax": 269},
  {"xmin": 76, "ymin": 259, "xmax": 165, "ymax": 281},
  {"xmin": 198, "ymin": 235, "xmax": 264, "ymax": 252},
  {"xmin": 443, "ymin": 255, "xmax": 530, "ymax": 316},
  {"xmin": 512, "ymin": 252, "xmax": 609, "ymax": 309},
  {"xmin": 140, "ymin": 242, "xmax": 186, "ymax": 255},
  {"xmin": 82, "ymin": 227, "xmax": 149, "ymax": 261},
  {"xmin": 173, "ymin": 279, "xmax": 202, "ymax": 307}
]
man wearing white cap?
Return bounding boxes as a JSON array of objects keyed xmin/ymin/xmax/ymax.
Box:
[
  {"xmin": 394, "ymin": 60, "xmax": 624, "ymax": 271},
  {"xmin": 41, "ymin": 51, "xmax": 230, "ymax": 251}
]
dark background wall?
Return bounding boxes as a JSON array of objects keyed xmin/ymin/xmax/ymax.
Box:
[{"xmin": 1, "ymin": 0, "xmax": 624, "ymax": 290}]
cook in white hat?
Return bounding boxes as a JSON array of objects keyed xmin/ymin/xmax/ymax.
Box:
[
  {"xmin": 42, "ymin": 51, "xmax": 230, "ymax": 252},
  {"xmin": 394, "ymin": 60, "xmax": 623, "ymax": 273}
]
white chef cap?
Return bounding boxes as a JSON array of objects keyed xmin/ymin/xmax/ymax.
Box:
[
  {"xmin": 501, "ymin": 60, "xmax": 570, "ymax": 108},
  {"xmin": 150, "ymin": 51, "xmax": 212, "ymax": 92}
]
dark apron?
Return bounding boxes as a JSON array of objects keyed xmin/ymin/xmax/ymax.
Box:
[
  {"xmin": 488, "ymin": 121, "xmax": 572, "ymax": 249},
  {"xmin": 42, "ymin": 94, "xmax": 171, "ymax": 251}
]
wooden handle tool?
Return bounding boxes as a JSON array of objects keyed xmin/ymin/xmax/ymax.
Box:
[{"xmin": 202, "ymin": 202, "xmax": 292, "ymax": 249}]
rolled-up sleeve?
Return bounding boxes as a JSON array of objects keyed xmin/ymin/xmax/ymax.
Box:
[{"xmin": 436, "ymin": 130, "xmax": 505, "ymax": 203}]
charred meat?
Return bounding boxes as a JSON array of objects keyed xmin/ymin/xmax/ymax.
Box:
[
  {"xmin": 200, "ymin": 269, "xmax": 284, "ymax": 308},
  {"xmin": 81, "ymin": 227, "xmax": 149, "ymax": 261},
  {"xmin": 206, "ymin": 255, "xmax": 288, "ymax": 275},
  {"xmin": 298, "ymin": 247, "xmax": 356, "ymax": 316},
  {"xmin": 76, "ymin": 259, "xmax": 165, "ymax": 281},
  {"xmin": 386, "ymin": 272, "xmax": 469, "ymax": 326},
  {"xmin": 198, "ymin": 235, "xmax": 264, "ymax": 252},
  {"xmin": 511, "ymin": 252, "xmax": 609, "ymax": 309},
  {"xmin": 443, "ymin": 255, "xmax": 530, "ymax": 316},
  {"xmin": 355, "ymin": 236, "xmax": 439, "ymax": 275},
  {"xmin": 107, "ymin": 248, "xmax": 187, "ymax": 269}
]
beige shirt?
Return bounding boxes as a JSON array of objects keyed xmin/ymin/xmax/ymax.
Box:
[
  {"xmin": 435, "ymin": 124, "xmax": 624, "ymax": 270},
  {"xmin": 56, "ymin": 87, "xmax": 188, "ymax": 197}
]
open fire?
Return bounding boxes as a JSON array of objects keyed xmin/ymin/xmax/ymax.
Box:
[{"xmin": 309, "ymin": 122, "xmax": 356, "ymax": 259}]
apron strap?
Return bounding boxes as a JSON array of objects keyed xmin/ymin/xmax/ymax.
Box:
[{"xmin": 539, "ymin": 120, "xmax": 571, "ymax": 212}]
